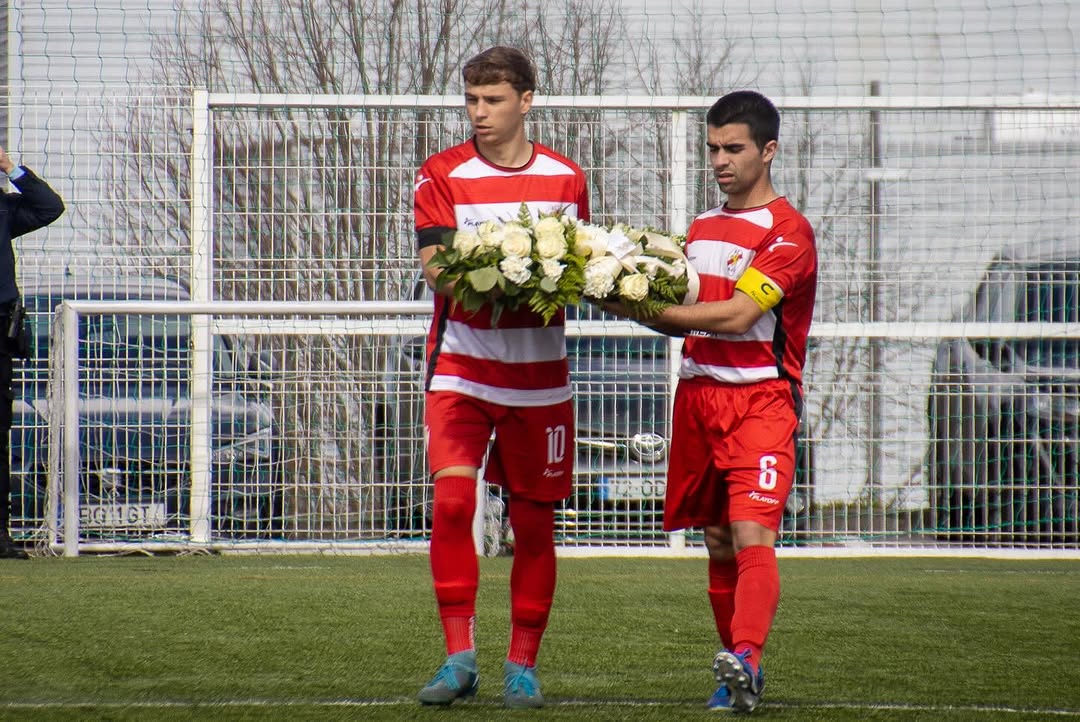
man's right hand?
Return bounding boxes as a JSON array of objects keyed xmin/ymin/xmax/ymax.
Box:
[{"xmin": 0, "ymin": 146, "xmax": 14, "ymax": 174}]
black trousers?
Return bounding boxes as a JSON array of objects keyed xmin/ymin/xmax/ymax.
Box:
[
  {"xmin": 0, "ymin": 298, "xmax": 19, "ymax": 532},
  {"xmin": 0, "ymin": 347, "xmax": 12, "ymax": 531}
]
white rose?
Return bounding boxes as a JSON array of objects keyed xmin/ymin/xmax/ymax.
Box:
[
  {"xmin": 534, "ymin": 216, "xmax": 568, "ymax": 259},
  {"xmin": 535, "ymin": 234, "xmax": 567, "ymax": 260},
  {"xmin": 500, "ymin": 255, "xmax": 533, "ymax": 285},
  {"xmin": 582, "ymin": 255, "xmax": 623, "ymax": 299},
  {"xmin": 540, "ymin": 258, "xmax": 565, "ymax": 282},
  {"xmin": 452, "ymin": 229, "xmax": 481, "ymax": 257},
  {"xmin": 477, "ymin": 220, "xmax": 504, "ymax": 250},
  {"xmin": 500, "ymin": 224, "xmax": 532, "ymax": 258},
  {"xmin": 619, "ymin": 272, "xmax": 651, "ymax": 302},
  {"xmin": 573, "ymin": 222, "xmax": 609, "ymax": 258},
  {"xmin": 534, "ymin": 216, "xmax": 565, "ymax": 243}
]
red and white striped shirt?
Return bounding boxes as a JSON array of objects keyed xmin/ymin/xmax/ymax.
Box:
[
  {"xmin": 680, "ymin": 197, "xmax": 817, "ymax": 387},
  {"xmin": 414, "ymin": 138, "xmax": 590, "ymax": 406}
]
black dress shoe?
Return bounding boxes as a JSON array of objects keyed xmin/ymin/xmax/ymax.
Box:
[{"xmin": 0, "ymin": 532, "xmax": 29, "ymax": 559}]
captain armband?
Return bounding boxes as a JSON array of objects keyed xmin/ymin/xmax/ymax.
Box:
[{"xmin": 735, "ymin": 266, "xmax": 784, "ymax": 312}]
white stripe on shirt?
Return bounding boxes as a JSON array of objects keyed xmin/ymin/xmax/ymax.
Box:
[
  {"xmin": 428, "ymin": 375, "xmax": 572, "ymax": 406},
  {"xmin": 678, "ymin": 358, "xmax": 779, "ymax": 384},
  {"xmin": 442, "ymin": 320, "xmax": 567, "ymax": 363},
  {"xmin": 448, "ymin": 154, "xmax": 578, "ymax": 179},
  {"xmin": 455, "ymin": 201, "xmax": 579, "ymax": 229}
]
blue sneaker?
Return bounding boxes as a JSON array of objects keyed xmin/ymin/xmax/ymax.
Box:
[
  {"xmin": 706, "ymin": 683, "xmax": 732, "ymax": 711},
  {"xmin": 713, "ymin": 649, "xmax": 765, "ymax": 714},
  {"xmin": 503, "ymin": 661, "xmax": 544, "ymax": 709},
  {"xmin": 417, "ymin": 650, "xmax": 479, "ymax": 706}
]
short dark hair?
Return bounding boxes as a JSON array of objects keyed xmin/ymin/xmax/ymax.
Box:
[
  {"xmin": 706, "ymin": 90, "xmax": 780, "ymax": 151},
  {"xmin": 462, "ymin": 46, "xmax": 537, "ymax": 94}
]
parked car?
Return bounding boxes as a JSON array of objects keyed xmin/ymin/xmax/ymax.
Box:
[
  {"xmin": 925, "ymin": 243, "xmax": 1080, "ymax": 545},
  {"xmin": 379, "ymin": 277, "xmax": 814, "ymax": 545},
  {"xmin": 9, "ymin": 274, "xmax": 285, "ymax": 541}
]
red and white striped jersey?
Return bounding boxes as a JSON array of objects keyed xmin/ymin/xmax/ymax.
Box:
[
  {"xmin": 414, "ymin": 138, "xmax": 590, "ymax": 406},
  {"xmin": 680, "ymin": 197, "xmax": 817, "ymax": 387}
]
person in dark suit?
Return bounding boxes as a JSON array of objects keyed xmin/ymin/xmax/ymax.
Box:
[{"xmin": 0, "ymin": 146, "xmax": 64, "ymax": 559}]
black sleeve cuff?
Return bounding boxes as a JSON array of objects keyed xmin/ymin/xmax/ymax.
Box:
[{"xmin": 417, "ymin": 226, "xmax": 455, "ymax": 249}]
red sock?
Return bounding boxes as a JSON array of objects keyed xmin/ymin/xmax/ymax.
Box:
[
  {"xmin": 731, "ymin": 545, "xmax": 780, "ymax": 670},
  {"xmin": 429, "ymin": 475, "xmax": 478, "ymax": 655},
  {"xmin": 506, "ymin": 498, "xmax": 556, "ymax": 667},
  {"xmin": 707, "ymin": 556, "xmax": 738, "ymax": 650}
]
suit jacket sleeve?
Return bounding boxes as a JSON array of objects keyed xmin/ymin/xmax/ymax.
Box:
[{"xmin": 8, "ymin": 168, "xmax": 65, "ymax": 238}]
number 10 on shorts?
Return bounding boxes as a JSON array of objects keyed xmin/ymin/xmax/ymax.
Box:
[{"xmin": 546, "ymin": 425, "xmax": 567, "ymax": 464}]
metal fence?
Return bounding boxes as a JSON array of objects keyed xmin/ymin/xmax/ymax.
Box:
[{"xmin": 12, "ymin": 93, "xmax": 1080, "ymax": 555}]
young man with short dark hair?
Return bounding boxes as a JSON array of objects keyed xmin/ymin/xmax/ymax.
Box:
[{"xmin": 606, "ymin": 90, "xmax": 817, "ymax": 713}]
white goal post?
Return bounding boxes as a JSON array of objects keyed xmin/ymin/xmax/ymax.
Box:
[{"xmin": 47, "ymin": 299, "xmax": 430, "ymax": 556}]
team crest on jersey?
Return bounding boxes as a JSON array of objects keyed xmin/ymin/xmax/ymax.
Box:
[{"xmin": 726, "ymin": 250, "xmax": 744, "ymax": 270}]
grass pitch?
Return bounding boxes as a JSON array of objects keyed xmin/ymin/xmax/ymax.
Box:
[{"xmin": 0, "ymin": 554, "xmax": 1078, "ymax": 720}]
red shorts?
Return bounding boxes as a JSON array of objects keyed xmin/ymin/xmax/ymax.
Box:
[
  {"xmin": 424, "ymin": 391, "xmax": 574, "ymax": 502},
  {"xmin": 663, "ymin": 378, "xmax": 799, "ymax": 532}
]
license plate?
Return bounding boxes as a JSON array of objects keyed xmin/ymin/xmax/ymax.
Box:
[
  {"xmin": 599, "ymin": 476, "xmax": 666, "ymax": 501},
  {"xmin": 79, "ymin": 503, "xmax": 168, "ymax": 529}
]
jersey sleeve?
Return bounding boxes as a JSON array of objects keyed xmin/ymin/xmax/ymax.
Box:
[
  {"xmin": 413, "ymin": 157, "xmax": 456, "ymax": 248},
  {"xmin": 575, "ymin": 171, "xmax": 590, "ymax": 222},
  {"xmin": 741, "ymin": 219, "xmax": 816, "ymax": 306}
]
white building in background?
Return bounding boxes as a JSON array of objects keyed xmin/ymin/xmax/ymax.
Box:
[{"xmin": 7, "ymin": 0, "xmax": 180, "ymax": 272}]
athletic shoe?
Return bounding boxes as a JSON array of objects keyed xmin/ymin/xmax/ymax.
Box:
[
  {"xmin": 417, "ymin": 650, "xmax": 479, "ymax": 705},
  {"xmin": 0, "ymin": 531, "xmax": 28, "ymax": 560},
  {"xmin": 706, "ymin": 683, "xmax": 732, "ymax": 711},
  {"xmin": 713, "ymin": 649, "xmax": 765, "ymax": 714},
  {"xmin": 503, "ymin": 661, "xmax": 544, "ymax": 709}
]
